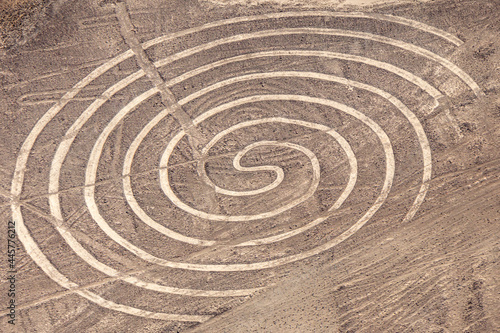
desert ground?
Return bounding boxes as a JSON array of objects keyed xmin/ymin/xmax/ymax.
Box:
[{"xmin": 0, "ymin": 0, "xmax": 499, "ymax": 332}]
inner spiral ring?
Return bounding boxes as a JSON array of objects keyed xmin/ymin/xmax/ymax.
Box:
[
  {"xmin": 125, "ymin": 110, "xmax": 358, "ymax": 247},
  {"xmin": 159, "ymin": 117, "xmax": 349, "ymax": 222},
  {"xmin": 85, "ymin": 92, "xmax": 393, "ymax": 271}
]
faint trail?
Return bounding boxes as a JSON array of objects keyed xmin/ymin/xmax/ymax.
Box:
[
  {"xmin": 110, "ymin": 121, "xmax": 124, "ymax": 177},
  {"xmin": 2, "ymin": 59, "xmax": 109, "ymax": 91},
  {"xmin": 114, "ymin": 1, "xmax": 208, "ymax": 155}
]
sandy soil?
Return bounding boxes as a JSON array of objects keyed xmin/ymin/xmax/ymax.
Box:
[
  {"xmin": 0, "ymin": 0, "xmax": 499, "ymax": 332},
  {"xmin": 203, "ymin": 0, "xmax": 432, "ymax": 9},
  {"xmin": 0, "ymin": 0, "xmax": 50, "ymax": 49}
]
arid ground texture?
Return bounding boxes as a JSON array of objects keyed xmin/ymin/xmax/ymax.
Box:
[{"xmin": 0, "ymin": 0, "xmax": 499, "ymax": 332}]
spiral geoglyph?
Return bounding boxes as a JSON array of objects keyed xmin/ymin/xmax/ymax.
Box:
[{"xmin": 11, "ymin": 11, "xmax": 482, "ymax": 322}]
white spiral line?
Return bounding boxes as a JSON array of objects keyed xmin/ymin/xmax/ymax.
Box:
[
  {"xmin": 10, "ymin": 12, "xmax": 477, "ymax": 321},
  {"xmin": 141, "ymin": 11, "xmax": 464, "ymax": 49},
  {"xmin": 152, "ymin": 27, "xmax": 482, "ymax": 97},
  {"xmin": 159, "ymin": 123, "xmax": 323, "ymax": 222},
  {"xmin": 157, "ymin": 116, "xmax": 354, "ymax": 240},
  {"xmin": 86, "ymin": 93, "xmax": 394, "ymax": 272},
  {"xmin": 122, "ymin": 69, "xmax": 432, "ymax": 246},
  {"xmin": 199, "ymin": 140, "xmax": 288, "ymax": 198}
]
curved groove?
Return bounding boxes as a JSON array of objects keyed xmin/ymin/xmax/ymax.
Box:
[
  {"xmin": 86, "ymin": 94, "xmax": 395, "ymax": 271},
  {"xmin": 47, "ymin": 86, "xmax": 263, "ymax": 297},
  {"xmin": 11, "ymin": 206, "xmax": 211, "ymax": 322},
  {"xmin": 159, "ymin": 119, "xmax": 323, "ymax": 221},
  {"xmin": 154, "ymin": 27, "xmax": 482, "ymax": 97},
  {"xmin": 126, "ymin": 115, "xmax": 356, "ymax": 247},
  {"xmin": 235, "ymin": 126, "xmax": 358, "ymax": 247},
  {"xmin": 143, "ymin": 11, "xmax": 464, "ymax": 49},
  {"xmin": 168, "ymin": 49, "xmax": 444, "ymax": 100},
  {"xmin": 159, "ymin": 131, "xmax": 321, "ymax": 221},
  {"xmin": 198, "ymin": 138, "xmax": 287, "ymax": 197},
  {"xmin": 8, "ymin": 50, "xmax": 208, "ymax": 322}
]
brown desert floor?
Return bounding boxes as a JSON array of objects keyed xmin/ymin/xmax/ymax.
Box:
[{"xmin": 0, "ymin": 0, "xmax": 499, "ymax": 332}]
